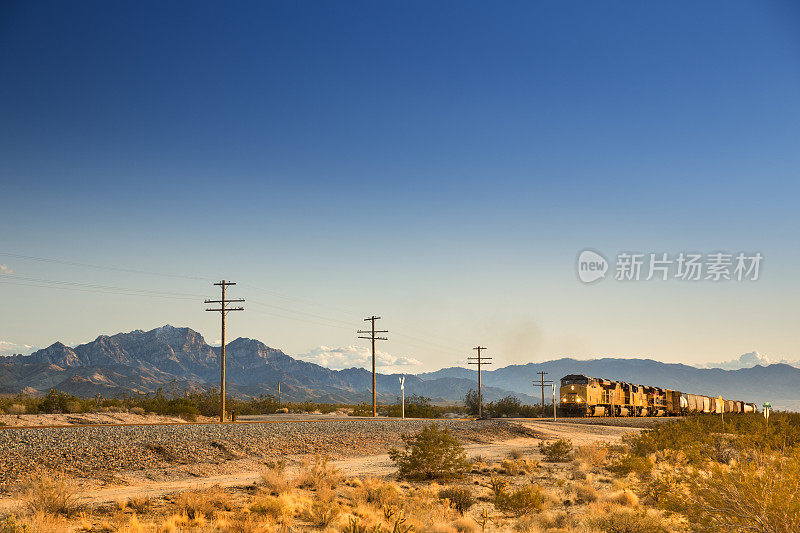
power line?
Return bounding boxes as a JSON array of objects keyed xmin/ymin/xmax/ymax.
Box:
[
  {"xmin": 205, "ymin": 280, "xmax": 244, "ymax": 423},
  {"xmin": 0, "ymin": 253, "xmax": 494, "ymax": 370},
  {"xmin": 0, "ymin": 277, "xmax": 203, "ymax": 300},
  {"xmin": 1, "ymin": 251, "xmax": 471, "ymax": 361},
  {"xmin": 358, "ymin": 316, "xmax": 388, "ymax": 417},
  {"xmin": 467, "ymin": 346, "xmax": 491, "ymax": 418},
  {"xmin": 0, "ymin": 251, "xmax": 209, "ymax": 281}
]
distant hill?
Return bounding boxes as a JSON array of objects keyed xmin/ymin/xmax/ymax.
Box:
[
  {"xmin": 0, "ymin": 325, "xmax": 535, "ymax": 405},
  {"xmin": 1, "ymin": 325, "xmax": 794, "ymax": 409}
]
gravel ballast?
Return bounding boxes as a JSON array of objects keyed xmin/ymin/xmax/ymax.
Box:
[{"xmin": 0, "ymin": 418, "xmax": 532, "ymax": 490}]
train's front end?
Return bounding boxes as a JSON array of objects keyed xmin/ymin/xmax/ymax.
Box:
[{"xmin": 559, "ymin": 374, "xmax": 590, "ymax": 416}]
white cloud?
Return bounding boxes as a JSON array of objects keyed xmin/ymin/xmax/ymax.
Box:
[
  {"xmin": 700, "ymin": 351, "xmax": 800, "ymax": 370},
  {"xmin": 297, "ymin": 345, "xmax": 423, "ymax": 373},
  {"xmin": 0, "ymin": 340, "xmax": 36, "ymax": 356},
  {"xmin": 0, "ymin": 265, "xmax": 13, "ymax": 275}
]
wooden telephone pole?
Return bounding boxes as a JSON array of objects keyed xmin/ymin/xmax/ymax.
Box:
[
  {"xmin": 358, "ymin": 316, "xmax": 387, "ymax": 417},
  {"xmin": 205, "ymin": 280, "xmax": 244, "ymax": 423},
  {"xmin": 467, "ymin": 346, "xmax": 491, "ymax": 418},
  {"xmin": 533, "ymin": 371, "xmax": 553, "ymax": 417}
]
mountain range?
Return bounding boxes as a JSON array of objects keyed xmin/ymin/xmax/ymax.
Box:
[
  {"xmin": 1, "ymin": 325, "xmax": 796, "ymax": 409},
  {"xmin": 0, "ymin": 325, "xmax": 535, "ymax": 404}
]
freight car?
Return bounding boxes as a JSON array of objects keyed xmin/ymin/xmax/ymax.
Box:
[{"xmin": 558, "ymin": 374, "xmax": 757, "ymax": 417}]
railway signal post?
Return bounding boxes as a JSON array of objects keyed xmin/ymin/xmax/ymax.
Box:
[
  {"xmin": 468, "ymin": 346, "xmax": 491, "ymax": 418},
  {"xmin": 399, "ymin": 375, "xmax": 405, "ymax": 419},
  {"xmin": 205, "ymin": 280, "xmax": 244, "ymax": 423},
  {"xmin": 358, "ymin": 316, "xmax": 388, "ymax": 417}
]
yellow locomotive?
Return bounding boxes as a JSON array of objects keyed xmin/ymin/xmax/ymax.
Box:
[{"xmin": 559, "ymin": 374, "xmax": 756, "ymax": 417}]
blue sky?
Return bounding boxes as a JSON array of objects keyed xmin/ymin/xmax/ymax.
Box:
[{"xmin": 1, "ymin": 1, "xmax": 799, "ymax": 370}]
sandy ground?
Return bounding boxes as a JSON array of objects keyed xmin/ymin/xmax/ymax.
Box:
[
  {"xmin": 0, "ymin": 418, "xmax": 641, "ymax": 513},
  {"xmin": 0, "ymin": 412, "xmax": 217, "ymax": 427}
]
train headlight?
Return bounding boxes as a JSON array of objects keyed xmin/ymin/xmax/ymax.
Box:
[
  {"xmin": 576, "ymin": 398, "xmax": 581, "ymax": 403},
  {"xmin": 571, "ymin": 385, "xmax": 574, "ymax": 390}
]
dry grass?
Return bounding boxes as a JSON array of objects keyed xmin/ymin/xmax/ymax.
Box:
[
  {"xmin": 575, "ymin": 442, "xmax": 610, "ymax": 467},
  {"xmin": 602, "ymin": 488, "xmax": 639, "ymax": 507},
  {"xmin": 356, "ymin": 477, "xmax": 401, "ymax": 507},
  {"xmin": 300, "ymin": 494, "xmax": 341, "ymax": 528},
  {"xmin": 583, "ymin": 503, "xmax": 676, "ymax": 533},
  {"xmin": 296, "ymin": 455, "xmax": 342, "ymax": 491},
  {"xmin": 495, "ymin": 484, "xmax": 547, "ymax": 516},
  {"xmin": 249, "ymin": 494, "xmax": 286, "ymax": 520},
  {"xmin": 10, "ymin": 433, "xmax": 741, "ymax": 533},
  {"xmin": 260, "ymin": 460, "xmax": 294, "ymax": 495},
  {"xmin": 22, "ymin": 473, "xmax": 79, "ymax": 516},
  {"xmin": 573, "ymin": 481, "xmax": 599, "ymax": 503},
  {"xmin": 508, "ymin": 448, "xmax": 525, "ymax": 460},
  {"xmin": 175, "ymin": 485, "xmax": 236, "ymax": 519},
  {"xmin": 126, "ymin": 496, "xmax": 151, "ymax": 514}
]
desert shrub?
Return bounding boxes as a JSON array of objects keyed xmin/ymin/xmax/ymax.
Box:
[
  {"xmin": 261, "ymin": 460, "xmax": 293, "ymax": 495},
  {"xmin": 508, "ymin": 448, "xmax": 524, "ymax": 460},
  {"xmin": 389, "ymin": 424, "xmax": 470, "ymax": 481},
  {"xmin": 574, "ymin": 482, "xmax": 598, "ymax": 503},
  {"xmin": 359, "ymin": 478, "xmax": 401, "ymax": 507},
  {"xmin": 539, "ymin": 439, "xmax": 573, "ymax": 462},
  {"xmin": 129, "ymin": 407, "xmax": 146, "ymax": 416},
  {"xmin": 383, "ymin": 395, "xmax": 447, "ymax": 418},
  {"xmin": 575, "ymin": 443, "xmax": 609, "ymax": 467},
  {"xmin": 451, "ymin": 516, "xmax": 477, "ymax": 532},
  {"xmin": 536, "ymin": 510, "xmax": 576, "ymax": 530},
  {"xmin": 249, "ymin": 495, "xmax": 286, "ymax": 520},
  {"xmin": 297, "ymin": 455, "xmax": 341, "ymax": 490},
  {"xmin": 302, "ymin": 497, "xmax": 340, "ymax": 528},
  {"xmin": 624, "ymin": 413, "xmax": 800, "ymax": 467},
  {"xmin": 608, "ymin": 454, "xmax": 653, "ymax": 480},
  {"xmin": 485, "ymin": 396, "xmax": 540, "ymax": 418},
  {"xmin": 351, "ymin": 403, "xmax": 373, "ymax": 417},
  {"xmin": 464, "ymin": 390, "xmax": 481, "ymax": 416},
  {"xmin": 489, "ymin": 474, "xmax": 509, "ymax": 497},
  {"xmin": 603, "ymin": 489, "xmax": 639, "ymax": 507},
  {"xmin": 6, "ymin": 404, "xmax": 26, "ymax": 415},
  {"xmin": 126, "ymin": 496, "xmax": 151, "ymax": 514},
  {"xmin": 583, "ymin": 504, "xmax": 672, "ymax": 533},
  {"xmin": 64, "ymin": 400, "xmax": 82, "ymax": 414},
  {"xmin": 494, "ymin": 485, "xmax": 545, "ymax": 516},
  {"xmin": 497, "ymin": 459, "xmax": 522, "ymax": 476},
  {"xmin": 176, "ymin": 486, "xmax": 234, "ymax": 519},
  {"xmin": 664, "ymin": 449, "xmax": 800, "ymax": 533},
  {"xmin": 343, "ymin": 516, "xmax": 385, "ymax": 533},
  {"xmin": 438, "ymin": 487, "xmax": 475, "ymax": 514},
  {"xmin": 23, "ymin": 474, "xmax": 78, "ymax": 516}
]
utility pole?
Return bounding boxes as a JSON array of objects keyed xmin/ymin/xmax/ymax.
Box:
[
  {"xmin": 277, "ymin": 381, "xmax": 281, "ymax": 406},
  {"xmin": 467, "ymin": 346, "xmax": 491, "ymax": 418},
  {"xmin": 205, "ymin": 280, "xmax": 244, "ymax": 423},
  {"xmin": 552, "ymin": 384, "xmax": 557, "ymax": 421},
  {"xmin": 533, "ymin": 371, "xmax": 553, "ymax": 418},
  {"xmin": 358, "ymin": 316, "xmax": 388, "ymax": 417}
]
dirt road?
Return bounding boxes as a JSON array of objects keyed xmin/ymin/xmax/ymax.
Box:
[
  {"xmin": 514, "ymin": 419, "xmax": 643, "ymax": 445},
  {"xmin": 0, "ymin": 419, "xmax": 642, "ymax": 513}
]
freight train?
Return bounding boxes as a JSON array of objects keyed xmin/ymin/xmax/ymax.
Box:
[{"xmin": 559, "ymin": 374, "xmax": 757, "ymax": 417}]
